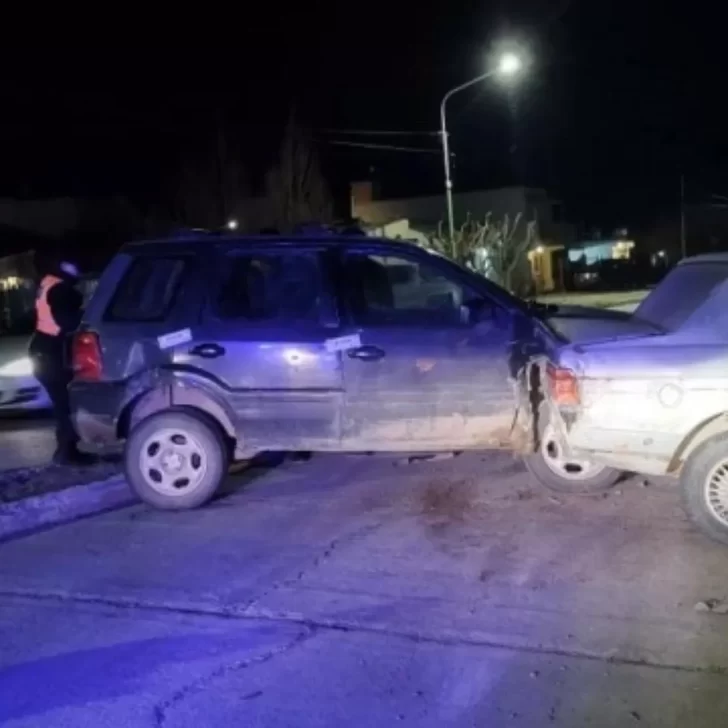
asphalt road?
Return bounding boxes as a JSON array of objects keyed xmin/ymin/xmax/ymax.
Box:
[
  {"xmin": 1, "ymin": 452, "xmax": 728, "ymax": 726},
  {"xmin": 0, "ymin": 415, "xmax": 55, "ymax": 470}
]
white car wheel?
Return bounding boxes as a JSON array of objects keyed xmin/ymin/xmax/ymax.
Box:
[
  {"xmin": 681, "ymin": 433, "xmax": 728, "ymax": 546},
  {"xmin": 539, "ymin": 423, "xmax": 607, "ymax": 481},
  {"xmin": 524, "ymin": 422, "xmax": 622, "ymax": 494},
  {"xmin": 705, "ymin": 460, "xmax": 728, "ymax": 526},
  {"xmin": 125, "ymin": 410, "xmax": 229, "ymax": 510}
]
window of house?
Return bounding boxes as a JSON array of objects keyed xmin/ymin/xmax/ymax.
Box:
[
  {"xmin": 213, "ymin": 251, "xmax": 324, "ymax": 324},
  {"xmin": 342, "ymin": 252, "xmax": 477, "ymax": 326},
  {"xmin": 105, "ymin": 257, "xmax": 188, "ymax": 322}
]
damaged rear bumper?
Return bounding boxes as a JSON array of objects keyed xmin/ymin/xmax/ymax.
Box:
[
  {"xmin": 70, "ymin": 381, "xmax": 126, "ymax": 448},
  {"xmin": 515, "ymin": 356, "xmax": 579, "ymax": 458}
]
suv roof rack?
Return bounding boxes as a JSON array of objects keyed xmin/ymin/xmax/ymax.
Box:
[
  {"xmin": 159, "ymin": 222, "xmax": 368, "ymax": 240},
  {"xmin": 125, "ymin": 222, "xmax": 388, "ymax": 251},
  {"xmin": 168, "ymin": 227, "xmax": 215, "ymax": 238}
]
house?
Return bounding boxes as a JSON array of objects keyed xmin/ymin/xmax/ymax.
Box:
[
  {"xmin": 350, "ymin": 181, "xmax": 575, "ymax": 293},
  {"xmin": 0, "ymin": 227, "xmax": 53, "ymax": 330},
  {"xmin": 567, "ymin": 238, "xmax": 636, "ymax": 265},
  {"xmin": 357, "ymin": 218, "xmax": 430, "ymax": 246}
]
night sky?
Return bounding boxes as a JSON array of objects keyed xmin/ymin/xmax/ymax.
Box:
[{"xmin": 1, "ymin": 1, "xmax": 725, "ymax": 235}]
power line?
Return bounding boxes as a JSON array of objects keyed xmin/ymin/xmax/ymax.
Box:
[
  {"xmin": 325, "ymin": 139, "xmax": 443, "ymax": 154},
  {"xmin": 321, "ymin": 128, "xmax": 441, "ymax": 138}
]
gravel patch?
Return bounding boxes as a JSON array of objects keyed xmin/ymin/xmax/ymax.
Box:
[{"xmin": 0, "ymin": 460, "xmax": 122, "ymax": 504}]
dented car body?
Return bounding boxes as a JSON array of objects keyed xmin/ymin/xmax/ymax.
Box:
[
  {"xmin": 532, "ymin": 253, "xmax": 728, "ymax": 545},
  {"xmin": 68, "ymin": 231, "xmax": 650, "ymax": 509},
  {"xmin": 537, "ymin": 254, "xmax": 728, "ymax": 475}
]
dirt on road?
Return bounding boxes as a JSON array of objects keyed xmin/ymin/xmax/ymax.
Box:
[{"xmin": 0, "ymin": 452, "xmax": 727, "ymax": 726}]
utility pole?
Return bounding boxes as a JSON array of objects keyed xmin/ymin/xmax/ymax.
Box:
[
  {"xmin": 439, "ymin": 53, "xmax": 525, "ymax": 244},
  {"xmin": 439, "ymin": 110, "xmax": 456, "ymax": 242},
  {"xmin": 215, "ymin": 108, "xmax": 228, "ymax": 226},
  {"xmin": 680, "ymin": 174, "xmax": 687, "ymax": 259}
]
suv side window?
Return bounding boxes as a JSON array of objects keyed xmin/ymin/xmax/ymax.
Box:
[
  {"xmin": 213, "ymin": 251, "xmax": 324, "ymax": 324},
  {"xmin": 105, "ymin": 256, "xmax": 188, "ymax": 322},
  {"xmin": 341, "ymin": 251, "xmax": 478, "ymax": 327}
]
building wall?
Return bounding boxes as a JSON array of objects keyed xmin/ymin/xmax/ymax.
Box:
[
  {"xmin": 352, "ymin": 185, "xmax": 534, "ymax": 228},
  {"xmin": 568, "ymin": 240, "xmax": 635, "ymax": 265},
  {"xmin": 364, "ymin": 219, "xmax": 430, "ymax": 246},
  {"xmin": 351, "ymin": 183, "xmax": 573, "ymax": 248}
]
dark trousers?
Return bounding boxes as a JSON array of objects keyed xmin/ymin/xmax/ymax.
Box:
[{"xmin": 30, "ymin": 342, "xmax": 78, "ymax": 455}]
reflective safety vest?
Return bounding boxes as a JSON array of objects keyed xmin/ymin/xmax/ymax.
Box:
[{"xmin": 35, "ymin": 274, "xmax": 63, "ymax": 336}]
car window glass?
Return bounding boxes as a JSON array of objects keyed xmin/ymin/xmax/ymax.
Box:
[
  {"xmin": 214, "ymin": 251, "xmax": 323, "ymax": 323},
  {"xmin": 106, "ymin": 257, "xmax": 187, "ymax": 322},
  {"xmin": 343, "ymin": 252, "xmax": 480, "ymax": 326},
  {"xmin": 635, "ymin": 263, "xmax": 728, "ymax": 331}
]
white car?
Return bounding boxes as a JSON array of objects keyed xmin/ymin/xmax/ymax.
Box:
[
  {"xmin": 0, "ymin": 277, "xmax": 97, "ymax": 414},
  {"xmin": 0, "ymin": 314, "xmax": 50, "ymax": 411},
  {"xmin": 524, "ymin": 252, "xmax": 728, "ymax": 546}
]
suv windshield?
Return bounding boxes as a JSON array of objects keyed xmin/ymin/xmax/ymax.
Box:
[{"xmin": 634, "ymin": 261, "xmax": 728, "ymax": 332}]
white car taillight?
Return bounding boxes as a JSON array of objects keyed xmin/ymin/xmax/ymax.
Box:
[{"xmin": 547, "ymin": 363, "xmax": 580, "ymax": 406}]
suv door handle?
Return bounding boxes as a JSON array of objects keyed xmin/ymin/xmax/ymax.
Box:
[
  {"xmin": 347, "ymin": 345, "xmax": 385, "ymax": 361},
  {"xmin": 189, "ymin": 343, "xmax": 226, "ymax": 359}
]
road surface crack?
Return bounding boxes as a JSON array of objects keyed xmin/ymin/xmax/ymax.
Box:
[
  {"xmin": 242, "ymin": 520, "xmax": 383, "ymax": 611},
  {"xmin": 152, "ymin": 625, "xmax": 315, "ymax": 726},
  {"xmin": 3, "ymin": 588, "xmax": 727, "ymax": 679}
]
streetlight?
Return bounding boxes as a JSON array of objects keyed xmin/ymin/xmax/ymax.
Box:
[
  {"xmin": 440, "ymin": 51, "xmax": 525, "ymax": 242},
  {"xmin": 226, "ymin": 219, "xmax": 239, "ymax": 231}
]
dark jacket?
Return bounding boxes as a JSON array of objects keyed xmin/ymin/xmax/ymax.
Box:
[
  {"xmin": 29, "ymin": 277, "xmax": 83, "ymax": 360},
  {"xmin": 45, "ymin": 279, "xmax": 83, "ymax": 334}
]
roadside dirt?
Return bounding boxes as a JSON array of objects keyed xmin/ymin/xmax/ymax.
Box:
[{"xmin": 0, "ymin": 460, "xmax": 121, "ymax": 504}]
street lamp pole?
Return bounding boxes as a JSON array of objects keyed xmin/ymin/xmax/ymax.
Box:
[
  {"xmin": 440, "ymin": 71, "xmax": 494, "ymax": 243},
  {"xmin": 439, "ymin": 52, "xmax": 523, "ymax": 244}
]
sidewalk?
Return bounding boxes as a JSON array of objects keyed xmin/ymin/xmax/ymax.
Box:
[{"xmin": 537, "ymin": 289, "xmax": 649, "ymax": 309}]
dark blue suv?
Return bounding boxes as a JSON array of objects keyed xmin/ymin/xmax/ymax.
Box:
[{"xmin": 69, "ymin": 232, "xmax": 640, "ymax": 509}]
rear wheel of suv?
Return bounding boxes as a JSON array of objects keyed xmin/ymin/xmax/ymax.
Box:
[
  {"xmin": 680, "ymin": 432, "xmax": 728, "ymax": 546},
  {"xmin": 524, "ymin": 422, "xmax": 622, "ymax": 494},
  {"xmin": 125, "ymin": 409, "xmax": 229, "ymax": 510}
]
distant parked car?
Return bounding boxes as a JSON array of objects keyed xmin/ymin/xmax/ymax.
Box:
[
  {"xmin": 0, "ymin": 314, "xmax": 50, "ymax": 412},
  {"xmin": 0, "ymin": 275, "xmax": 97, "ymax": 415},
  {"xmin": 525, "ymin": 252, "xmax": 728, "ymax": 546},
  {"xmin": 68, "ymin": 231, "xmax": 659, "ymax": 510}
]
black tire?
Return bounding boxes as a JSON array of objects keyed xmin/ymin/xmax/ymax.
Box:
[
  {"xmin": 523, "ymin": 422, "xmax": 622, "ymax": 494},
  {"xmin": 125, "ymin": 409, "xmax": 229, "ymax": 510},
  {"xmin": 524, "ymin": 451, "xmax": 622, "ymax": 493},
  {"xmin": 680, "ymin": 432, "xmax": 728, "ymax": 547}
]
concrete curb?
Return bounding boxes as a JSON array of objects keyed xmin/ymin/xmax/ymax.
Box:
[{"xmin": 0, "ymin": 475, "xmax": 138, "ymax": 542}]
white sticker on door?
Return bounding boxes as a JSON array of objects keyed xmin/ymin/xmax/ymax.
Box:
[
  {"xmin": 324, "ymin": 333, "xmax": 362, "ymax": 353},
  {"xmin": 157, "ymin": 328, "xmax": 193, "ymax": 350}
]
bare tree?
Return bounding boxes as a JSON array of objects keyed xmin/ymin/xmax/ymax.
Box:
[
  {"xmin": 173, "ymin": 152, "xmax": 249, "ymax": 231},
  {"xmin": 424, "ymin": 213, "xmax": 537, "ymax": 295},
  {"xmin": 265, "ymin": 113, "xmax": 333, "ymax": 232},
  {"xmin": 171, "ymin": 117, "xmax": 249, "ymax": 231}
]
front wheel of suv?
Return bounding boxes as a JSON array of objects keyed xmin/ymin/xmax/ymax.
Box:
[{"xmin": 125, "ymin": 409, "xmax": 229, "ymax": 510}]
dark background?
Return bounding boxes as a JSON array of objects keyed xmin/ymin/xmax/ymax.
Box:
[{"xmin": 1, "ymin": 0, "xmax": 725, "ymax": 236}]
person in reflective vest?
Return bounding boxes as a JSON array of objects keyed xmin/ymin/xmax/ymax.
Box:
[{"xmin": 28, "ymin": 261, "xmax": 92, "ymax": 465}]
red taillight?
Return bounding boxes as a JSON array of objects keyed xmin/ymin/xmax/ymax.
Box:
[
  {"xmin": 547, "ymin": 363, "xmax": 580, "ymax": 406},
  {"xmin": 72, "ymin": 331, "xmax": 103, "ymax": 382}
]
